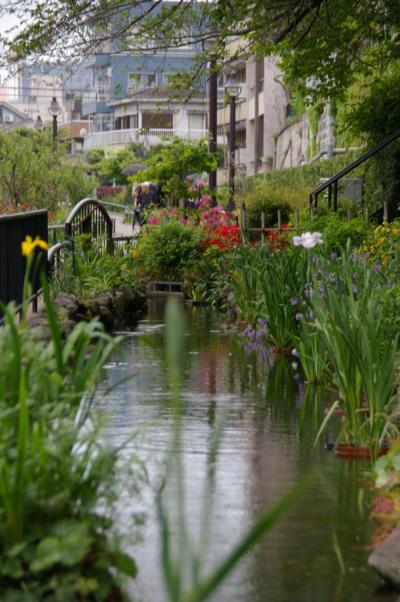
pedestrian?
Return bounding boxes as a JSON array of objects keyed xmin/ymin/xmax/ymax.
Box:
[
  {"xmin": 137, "ymin": 182, "xmax": 156, "ymax": 209},
  {"xmin": 132, "ymin": 183, "xmax": 142, "ymax": 228}
]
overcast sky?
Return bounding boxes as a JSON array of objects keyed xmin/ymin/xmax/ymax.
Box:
[{"xmin": 0, "ymin": 6, "xmax": 18, "ymax": 78}]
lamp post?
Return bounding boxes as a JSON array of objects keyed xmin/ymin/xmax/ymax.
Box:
[
  {"xmin": 48, "ymin": 96, "xmax": 61, "ymax": 148},
  {"xmin": 224, "ymin": 77, "xmax": 241, "ymax": 211},
  {"xmin": 208, "ymin": 55, "xmax": 218, "ymax": 206}
]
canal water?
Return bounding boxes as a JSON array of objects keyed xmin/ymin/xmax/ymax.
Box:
[{"xmin": 96, "ymin": 300, "xmax": 396, "ymax": 602}]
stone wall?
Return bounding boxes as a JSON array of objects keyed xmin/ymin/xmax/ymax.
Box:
[{"xmin": 275, "ymin": 104, "xmax": 335, "ymax": 169}]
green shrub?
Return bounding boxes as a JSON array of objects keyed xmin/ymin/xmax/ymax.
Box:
[
  {"xmin": 242, "ymin": 186, "xmax": 292, "ymax": 228},
  {"xmin": 50, "ymin": 235, "xmax": 139, "ymax": 299},
  {"xmin": 297, "ymin": 213, "xmax": 371, "ymax": 252},
  {"xmin": 182, "ymin": 245, "xmax": 225, "ymax": 302},
  {"xmin": 134, "ymin": 221, "xmax": 203, "ymax": 280}
]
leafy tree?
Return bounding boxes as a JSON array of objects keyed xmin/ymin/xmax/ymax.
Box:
[
  {"xmin": 0, "ymin": 128, "xmax": 94, "ymax": 212},
  {"xmin": 128, "ymin": 142, "xmax": 164, "ymax": 161},
  {"xmin": 86, "ymin": 148, "xmax": 105, "ymax": 165},
  {"xmin": 278, "ymin": 2, "xmax": 400, "ymax": 141},
  {"xmin": 134, "ymin": 137, "xmax": 216, "ymax": 203},
  {"xmin": 88, "ymin": 148, "xmax": 136, "ymax": 185},
  {"xmin": 0, "ymin": 1, "xmax": 329, "ymax": 70},
  {"xmin": 2, "ymin": 0, "xmax": 400, "ymax": 140}
]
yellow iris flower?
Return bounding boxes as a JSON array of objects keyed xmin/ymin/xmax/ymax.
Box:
[{"xmin": 21, "ymin": 235, "xmax": 49, "ymax": 257}]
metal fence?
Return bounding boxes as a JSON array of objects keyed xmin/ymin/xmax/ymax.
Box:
[{"xmin": 0, "ymin": 210, "xmax": 48, "ymax": 312}]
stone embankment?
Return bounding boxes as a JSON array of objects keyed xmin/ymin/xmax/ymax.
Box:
[
  {"xmin": 369, "ymin": 527, "xmax": 400, "ymax": 591},
  {"xmin": 28, "ymin": 285, "xmax": 147, "ymax": 337}
]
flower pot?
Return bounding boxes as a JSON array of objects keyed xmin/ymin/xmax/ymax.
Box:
[{"xmin": 335, "ymin": 443, "xmax": 389, "ymax": 460}]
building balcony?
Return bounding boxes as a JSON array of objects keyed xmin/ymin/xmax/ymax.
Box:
[{"xmin": 83, "ymin": 127, "xmax": 213, "ymax": 150}]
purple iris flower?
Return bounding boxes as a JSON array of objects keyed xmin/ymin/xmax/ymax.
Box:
[{"xmin": 290, "ymin": 297, "xmax": 298, "ymax": 306}]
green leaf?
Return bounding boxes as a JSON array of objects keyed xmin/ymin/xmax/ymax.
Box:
[{"xmin": 110, "ymin": 550, "xmax": 138, "ymax": 577}]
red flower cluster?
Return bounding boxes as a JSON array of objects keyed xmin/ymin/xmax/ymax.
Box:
[
  {"xmin": 267, "ymin": 224, "xmax": 290, "ymax": 250},
  {"xmin": 206, "ymin": 225, "xmax": 242, "ymax": 251}
]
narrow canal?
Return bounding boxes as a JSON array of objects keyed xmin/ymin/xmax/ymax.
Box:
[{"xmin": 97, "ymin": 300, "xmax": 395, "ymax": 602}]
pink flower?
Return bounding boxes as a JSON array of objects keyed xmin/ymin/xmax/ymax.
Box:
[{"xmin": 149, "ymin": 215, "xmax": 159, "ymax": 225}]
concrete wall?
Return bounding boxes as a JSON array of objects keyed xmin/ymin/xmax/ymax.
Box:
[
  {"xmin": 246, "ymin": 56, "xmax": 288, "ymax": 176},
  {"xmin": 275, "ymin": 104, "xmax": 335, "ymax": 169},
  {"xmin": 275, "ymin": 117, "xmax": 306, "ymax": 169},
  {"xmin": 261, "ymin": 56, "xmax": 287, "ymax": 169}
]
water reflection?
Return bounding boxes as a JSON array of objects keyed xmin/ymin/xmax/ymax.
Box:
[{"xmin": 96, "ymin": 300, "xmax": 396, "ymax": 602}]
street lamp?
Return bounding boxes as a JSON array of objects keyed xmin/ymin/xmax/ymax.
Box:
[
  {"xmin": 224, "ymin": 75, "xmax": 241, "ymax": 211},
  {"xmin": 48, "ymin": 96, "xmax": 61, "ymax": 147},
  {"xmin": 207, "ymin": 45, "xmax": 218, "ymax": 206}
]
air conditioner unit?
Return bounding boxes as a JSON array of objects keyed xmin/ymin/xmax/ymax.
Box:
[{"xmin": 4, "ymin": 114, "xmax": 14, "ymax": 123}]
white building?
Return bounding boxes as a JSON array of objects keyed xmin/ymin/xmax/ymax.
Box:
[{"xmin": 83, "ymin": 88, "xmax": 208, "ymax": 150}]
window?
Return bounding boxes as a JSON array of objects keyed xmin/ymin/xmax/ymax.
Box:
[
  {"xmin": 188, "ymin": 113, "xmax": 204, "ymax": 131},
  {"xmin": 235, "ymin": 67, "xmax": 246, "ymax": 84},
  {"xmin": 142, "ymin": 111, "xmax": 173, "ymax": 129},
  {"xmin": 128, "ymin": 73, "xmax": 156, "ymax": 93},
  {"xmin": 94, "ymin": 65, "xmax": 111, "ymax": 101}
]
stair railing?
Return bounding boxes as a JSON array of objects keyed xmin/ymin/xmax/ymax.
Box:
[{"xmin": 309, "ymin": 129, "xmax": 400, "ymax": 209}]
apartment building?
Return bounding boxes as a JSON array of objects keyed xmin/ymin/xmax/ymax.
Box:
[{"xmin": 217, "ymin": 49, "xmax": 336, "ymax": 181}]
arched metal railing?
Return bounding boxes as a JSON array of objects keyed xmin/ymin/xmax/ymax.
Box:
[
  {"xmin": 47, "ymin": 240, "xmax": 72, "ymax": 278},
  {"xmin": 47, "ymin": 198, "xmax": 137, "ymax": 279},
  {"xmin": 64, "ymin": 197, "xmax": 114, "ymax": 245}
]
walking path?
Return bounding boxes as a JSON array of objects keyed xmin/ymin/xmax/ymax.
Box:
[{"xmin": 109, "ymin": 211, "xmax": 135, "ymax": 237}]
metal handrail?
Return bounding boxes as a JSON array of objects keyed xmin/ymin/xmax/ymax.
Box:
[
  {"xmin": 100, "ymin": 200, "xmax": 135, "ymax": 215},
  {"xmin": 309, "ymin": 128, "xmax": 400, "ymax": 209},
  {"xmin": 0, "ymin": 208, "xmax": 47, "ymax": 222},
  {"xmin": 48, "ymin": 224, "xmax": 64, "ymax": 231},
  {"xmin": 0, "ymin": 289, "xmax": 44, "ymax": 326},
  {"xmin": 64, "ymin": 197, "xmax": 114, "ymax": 245},
  {"xmin": 47, "ymin": 240, "xmax": 71, "ymax": 264}
]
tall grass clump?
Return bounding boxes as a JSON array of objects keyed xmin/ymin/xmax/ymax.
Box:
[
  {"xmin": 227, "ymin": 244, "xmax": 309, "ymax": 349},
  {"xmin": 0, "ymin": 240, "xmax": 138, "ymax": 599},
  {"xmin": 310, "ymin": 250, "xmax": 400, "ymax": 451}
]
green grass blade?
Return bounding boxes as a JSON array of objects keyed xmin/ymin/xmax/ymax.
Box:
[{"xmin": 183, "ymin": 473, "xmax": 315, "ymax": 602}]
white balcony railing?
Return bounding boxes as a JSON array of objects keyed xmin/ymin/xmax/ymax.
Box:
[{"xmin": 83, "ymin": 127, "xmax": 212, "ymax": 150}]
